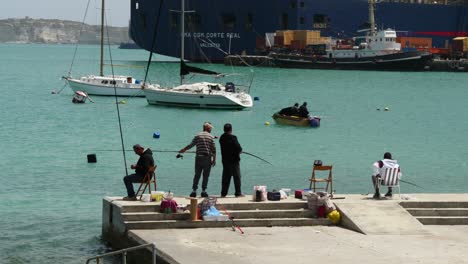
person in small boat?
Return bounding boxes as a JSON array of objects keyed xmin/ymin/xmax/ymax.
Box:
[
  {"xmin": 279, "ymin": 103, "xmax": 299, "ymax": 116},
  {"xmin": 299, "ymin": 102, "xmax": 309, "ymax": 118},
  {"xmin": 179, "ymin": 122, "xmax": 216, "ymax": 198},
  {"xmin": 371, "ymin": 152, "xmax": 402, "ymax": 199},
  {"xmin": 123, "ymin": 144, "xmax": 155, "ymax": 201}
]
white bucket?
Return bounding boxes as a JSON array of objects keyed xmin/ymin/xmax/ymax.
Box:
[{"xmin": 141, "ymin": 194, "xmax": 151, "ymax": 202}]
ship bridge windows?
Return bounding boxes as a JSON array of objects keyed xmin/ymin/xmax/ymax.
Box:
[
  {"xmin": 300, "ymin": 1, "xmax": 305, "ymax": 8},
  {"xmin": 313, "ymin": 14, "xmax": 329, "ymax": 29},
  {"xmin": 222, "ymin": 14, "xmax": 236, "ymax": 30},
  {"xmin": 245, "ymin": 13, "xmax": 253, "ymax": 31}
]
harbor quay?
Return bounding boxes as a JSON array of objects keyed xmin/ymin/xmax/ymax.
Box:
[{"xmin": 101, "ymin": 193, "xmax": 468, "ymax": 264}]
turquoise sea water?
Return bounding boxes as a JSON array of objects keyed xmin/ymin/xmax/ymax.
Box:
[{"xmin": 1, "ymin": 43, "xmax": 467, "ymax": 263}]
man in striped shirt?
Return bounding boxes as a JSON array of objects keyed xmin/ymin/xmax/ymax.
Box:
[{"xmin": 179, "ymin": 122, "xmax": 216, "ymax": 198}]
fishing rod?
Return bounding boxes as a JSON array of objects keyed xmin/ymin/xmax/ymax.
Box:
[
  {"xmin": 93, "ymin": 149, "xmax": 195, "ymax": 153},
  {"xmin": 400, "ymin": 179, "xmax": 425, "ymax": 190},
  {"xmin": 242, "ymin": 151, "xmax": 272, "ymax": 165},
  {"xmin": 92, "ymin": 149, "xmax": 272, "ymax": 165}
]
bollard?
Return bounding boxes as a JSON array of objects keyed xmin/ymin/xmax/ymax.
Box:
[{"xmin": 190, "ymin": 198, "xmax": 198, "ymax": 221}]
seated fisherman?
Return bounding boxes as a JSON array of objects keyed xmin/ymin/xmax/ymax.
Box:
[{"xmin": 371, "ymin": 152, "xmax": 401, "ymax": 198}]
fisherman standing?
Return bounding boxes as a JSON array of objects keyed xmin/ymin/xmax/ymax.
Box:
[
  {"xmin": 219, "ymin": 123, "xmax": 244, "ymax": 197},
  {"xmin": 179, "ymin": 122, "xmax": 216, "ymax": 198}
]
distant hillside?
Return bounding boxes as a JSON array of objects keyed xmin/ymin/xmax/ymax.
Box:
[{"xmin": 0, "ymin": 18, "xmax": 129, "ymax": 44}]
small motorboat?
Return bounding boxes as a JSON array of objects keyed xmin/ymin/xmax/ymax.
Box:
[
  {"xmin": 72, "ymin": 91, "xmax": 89, "ymax": 103},
  {"xmin": 272, "ymin": 112, "xmax": 320, "ymax": 127}
]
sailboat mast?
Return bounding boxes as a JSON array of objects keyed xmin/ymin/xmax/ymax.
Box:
[
  {"xmin": 369, "ymin": 0, "xmax": 375, "ymax": 37},
  {"xmin": 100, "ymin": 0, "xmax": 105, "ymax": 76},
  {"xmin": 180, "ymin": 0, "xmax": 185, "ymax": 85}
]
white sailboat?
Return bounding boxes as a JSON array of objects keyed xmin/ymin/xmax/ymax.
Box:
[
  {"xmin": 143, "ymin": 0, "xmax": 253, "ymax": 109},
  {"xmin": 64, "ymin": 0, "xmax": 158, "ymax": 97}
]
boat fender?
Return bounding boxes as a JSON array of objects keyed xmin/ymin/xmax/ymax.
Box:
[
  {"xmin": 264, "ymin": 121, "xmax": 270, "ymax": 126},
  {"xmin": 310, "ymin": 118, "xmax": 320, "ymax": 128},
  {"xmin": 254, "ymin": 96, "xmax": 260, "ymax": 101},
  {"xmin": 153, "ymin": 131, "xmax": 160, "ymax": 139},
  {"xmin": 87, "ymin": 154, "xmax": 97, "ymax": 163}
]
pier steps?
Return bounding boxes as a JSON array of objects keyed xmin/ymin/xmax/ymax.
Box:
[
  {"xmin": 125, "ymin": 217, "xmax": 330, "ymax": 230},
  {"xmin": 122, "ymin": 208, "xmax": 314, "ymax": 222},
  {"xmin": 105, "ymin": 197, "xmax": 332, "ymax": 231},
  {"xmin": 401, "ymin": 201, "xmax": 468, "ymax": 225}
]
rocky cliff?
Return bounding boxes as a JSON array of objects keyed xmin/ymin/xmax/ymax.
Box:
[{"xmin": 0, "ymin": 18, "xmax": 128, "ymax": 44}]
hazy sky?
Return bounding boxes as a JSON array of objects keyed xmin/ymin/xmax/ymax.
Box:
[{"xmin": 1, "ymin": 0, "xmax": 131, "ymax": 27}]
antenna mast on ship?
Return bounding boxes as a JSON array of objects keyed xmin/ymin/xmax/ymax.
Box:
[{"xmin": 369, "ymin": 0, "xmax": 376, "ymax": 36}]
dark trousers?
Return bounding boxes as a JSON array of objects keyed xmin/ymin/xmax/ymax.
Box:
[
  {"xmin": 123, "ymin": 173, "xmax": 144, "ymax": 197},
  {"xmin": 221, "ymin": 161, "xmax": 241, "ymax": 196},
  {"xmin": 192, "ymin": 156, "xmax": 212, "ymax": 191}
]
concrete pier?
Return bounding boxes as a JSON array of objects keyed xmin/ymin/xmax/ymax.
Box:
[{"xmin": 102, "ymin": 193, "xmax": 468, "ymax": 264}]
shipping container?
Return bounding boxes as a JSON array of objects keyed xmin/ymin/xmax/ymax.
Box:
[
  {"xmin": 452, "ymin": 37, "xmax": 468, "ymax": 52},
  {"xmin": 256, "ymin": 37, "xmax": 266, "ymax": 49},
  {"xmin": 274, "ymin": 35, "xmax": 284, "ymax": 46},
  {"xmin": 396, "ymin": 37, "xmax": 432, "ymax": 49},
  {"xmin": 290, "ymin": 39, "xmax": 306, "ymax": 50},
  {"xmin": 276, "ymin": 30, "xmax": 294, "ymax": 45}
]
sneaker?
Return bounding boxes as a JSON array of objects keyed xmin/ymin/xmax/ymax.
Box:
[
  {"xmin": 201, "ymin": 191, "xmax": 209, "ymax": 198},
  {"xmin": 235, "ymin": 193, "xmax": 246, "ymax": 198},
  {"xmin": 123, "ymin": 196, "xmax": 137, "ymax": 201},
  {"xmin": 189, "ymin": 191, "xmax": 197, "ymax": 198},
  {"xmin": 373, "ymin": 192, "xmax": 380, "ymax": 199},
  {"xmin": 385, "ymin": 191, "xmax": 393, "ymax": 198}
]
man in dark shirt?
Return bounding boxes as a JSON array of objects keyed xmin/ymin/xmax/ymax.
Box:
[
  {"xmin": 279, "ymin": 102, "xmax": 300, "ymax": 116},
  {"xmin": 219, "ymin": 123, "xmax": 244, "ymax": 197},
  {"xmin": 299, "ymin": 102, "xmax": 309, "ymax": 118},
  {"xmin": 179, "ymin": 122, "xmax": 216, "ymax": 198},
  {"xmin": 123, "ymin": 144, "xmax": 154, "ymax": 201}
]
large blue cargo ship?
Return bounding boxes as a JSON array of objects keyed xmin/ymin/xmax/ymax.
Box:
[{"xmin": 129, "ymin": 0, "xmax": 467, "ymax": 62}]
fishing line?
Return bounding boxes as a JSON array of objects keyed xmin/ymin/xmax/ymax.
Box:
[{"xmin": 143, "ymin": 0, "xmax": 165, "ymax": 86}]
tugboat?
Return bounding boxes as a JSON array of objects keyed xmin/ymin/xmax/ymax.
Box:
[{"xmin": 270, "ymin": 0, "xmax": 433, "ymax": 71}]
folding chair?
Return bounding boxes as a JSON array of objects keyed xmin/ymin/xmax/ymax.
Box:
[
  {"xmin": 378, "ymin": 165, "xmax": 401, "ymax": 199},
  {"xmin": 136, "ymin": 166, "xmax": 157, "ymax": 200},
  {"xmin": 309, "ymin": 165, "xmax": 333, "ymax": 196}
]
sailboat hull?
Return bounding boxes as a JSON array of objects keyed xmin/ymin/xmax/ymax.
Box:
[
  {"xmin": 66, "ymin": 76, "xmax": 150, "ymax": 97},
  {"xmin": 144, "ymin": 85, "xmax": 253, "ymax": 109}
]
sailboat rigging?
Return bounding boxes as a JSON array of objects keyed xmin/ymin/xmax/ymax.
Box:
[
  {"xmin": 63, "ymin": 0, "xmax": 159, "ymax": 97},
  {"xmin": 143, "ymin": 0, "xmax": 254, "ymax": 109}
]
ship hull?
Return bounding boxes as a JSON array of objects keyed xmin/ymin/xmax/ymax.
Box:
[
  {"xmin": 270, "ymin": 51, "xmax": 433, "ymax": 71},
  {"xmin": 130, "ymin": 0, "xmax": 467, "ymax": 62}
]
